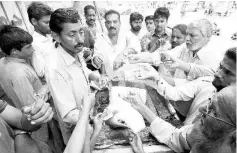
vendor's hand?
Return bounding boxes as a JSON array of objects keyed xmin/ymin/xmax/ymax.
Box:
[
  {"xmin": 160, "ymin": 52, "xmax": 181, "ymax": 69},
  {"xmin": 128, "ymin": 130, "xmax": 145, "ymax": 153},
  {"xmin": 22, "ymin": 99, "xmax": 54, "ymax": 125},
  {"xmin": 93, "ymin": 56, "xmax": 103, "ymax": 68},
  {"xmin": 123, "ymin": 91, "xmax": 145, "ymax": 111}
]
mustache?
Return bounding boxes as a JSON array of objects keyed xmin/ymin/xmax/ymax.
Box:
[
  {"xmin": 109, "ymin": 27, "xmax": 116, "ymax": 30},
  {"xmin": 74, "ymin": 42, "xmax": 84, "ymax": 48}
]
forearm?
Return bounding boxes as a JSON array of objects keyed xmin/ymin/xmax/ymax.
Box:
[
  {"xmin": 177, "ymin": 61, "xmax": 191, "ymax": 73},
  {"xmin": 160, "ymin": 75, "xmax": 175, "ymax": 86},
  {"xmin": 64, "ymin": 106, "xmax": 91, "ymax": 153},
  {"xmin": 20, "ymin": 115, "xmax": 41, "ymax": 132},
  {"xmin": 90, "ymin": 130, "xmax": 101, "ymax": 150},
  {"xmin": 137, "ymin": 104, "xmax": 156, "ymax": 124}
]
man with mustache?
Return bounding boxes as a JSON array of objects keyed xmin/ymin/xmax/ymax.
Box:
[
  {"xmin": 134, "ymin": 47, "xmax": 236, "ymax": 125},
  {"xmin": 124, "ymin": 47, "xmax": 236, "ymax": 153},
  {"xmin": 126, "ymin": 85, "xmax": 236, "ymax": 153},
  {"xmin": 128, "ymin": 12, "xmax": 146, "ymax": 41},
  {"xmin": 45, "ymin": 8, "xmax": 102, "ymax": 144},
  {"xmin": 84, "ymin": 5, "xmax": 103, "ymax": 40},
  {"xmin": 92, "ymin": 9, "xmax": 141, "ymax": 74}
]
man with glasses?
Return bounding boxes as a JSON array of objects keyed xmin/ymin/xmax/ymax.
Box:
[
  {"xmin": 133, "ymin": 47, "xmax": 236, "ymax": 125},
  {"xmin": 125, "ymin": 84, "xmax": 236, "ymax": 153}
]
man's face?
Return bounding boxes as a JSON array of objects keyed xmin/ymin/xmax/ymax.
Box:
[
  {"xmin": 145, "ymin": 19, "xmax": 155, "ymax": 33},
  {"xmin": 105, "ymin": 13, "xmax": 120, "ymax": 36},
  {"xmin": 34, "ymin": 15, "xmax": 51, "ymax": 35},
  {"xmin": 131, "ymin": 19, "xmax": 142, "ymax": 32},
  {"xmin": 171, "ymin": 28, "xmax": 186, "ymax": 48},
  {"xmin": 57, "ymin": 22, "xmax": 85, "ymax": 55},
  {"xmin": 18, "ymin": 44, "xmax": 34, "ymax": 59},
  {"xmin": 85, "ymin": 9, "xmax": 96, "ymax": 26},
  {"xmin": 154, "ymin": 16, "xmax": 167, "ymax": 33},
  {"xmin": 186, "ymin": 25, "xmax": 209, "ymax": 51},
  {"xmin": 212, "ymin": 56, "xmax": 236, "ymax": 91}
]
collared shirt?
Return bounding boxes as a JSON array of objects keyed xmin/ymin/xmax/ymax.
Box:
[
  {"xmin": 152, "ymin": 76, "xmax": 216, "ymax": 125},
  {"xmin": 85, "ymin": 22, "xmax": 104, "ymax": 40},
  {"xmin": 150, "ymin": 117, "xmax": 193, "ymax": 153},
  {"xmin": 0, "ymin": 57, "xmax": 42, "ymax": 108},
  {"xmin": 148, "ymin": 28, "xmax": 171, "ymax": 51},
  {"xmin": 31, "ymin": 31, "xmax": 54, "ymax": 78},
  {"xmin": 45, "ymin": 45, "xmax": 91, "ymax": 125},
  {"xmin": 92, "ymin": 30, "xmax": 141, "ymax": 73}
]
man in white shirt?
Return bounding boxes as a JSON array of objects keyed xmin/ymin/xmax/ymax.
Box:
[
  {"xmin": 27, "ymin": 2, "xmax": 54, "ymax": 79},
  {"xmin": 134, "ymin": 47, "xmax": 236, "ymax": 125},
  {"xmin": 92, "ymin": 9, "xmax": 141, "ymax": 75},
  {"xmin": 125, "ymin": 48, "xmax": 236, "ymax": 152},
  {"xmin": 46, "ymin": 8, "xmax": 102, "ymax": 144}
]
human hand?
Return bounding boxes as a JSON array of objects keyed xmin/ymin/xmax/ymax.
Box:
[
  {"xmin": 93, "ymin": 56, "xmax": 103, "ymax": 68},
  {"xmin": 21, "ymin": 99, "xmax": 54, "ymax": 125},
  {"xmin": 92, "ymin": 112, "xmax": 107, "ymax": 133},
  {"xmin": 36, "ymin": 85, "xmax": 50, "ymax": 101},
  {"xmin": 122, "ymin": 91, "xmax": 145, "ymax": 111},
  {"xmin": 134, "ymin": 67, "xmax": 160, "ymax": 80},
  {"xmin": 160, "ymin": 52, "xmax": 181, "ymax": 69},
  {"xmin": 127, "ymin": 130, "xmax": 145, "ymax": 153}
]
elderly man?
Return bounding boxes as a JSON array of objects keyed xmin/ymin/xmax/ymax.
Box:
[
  {"xmin": 92, "ymin": 9, "xmax": 141, "ymax": 75},
  {"xmin": 126, "ymin": 85, "xmax": 236, "ymax": 153},
  {"xmin": 130, "ymin": 19, "xmax": 234, "ymax": 86},
  {"xmin": 134, "ymin": 47, "xmax": 236, "ymax": 125}
]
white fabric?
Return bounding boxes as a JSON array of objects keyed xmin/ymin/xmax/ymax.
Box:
[{"xmin": 31, "ymin": 31, "xmax": 54, "ymax": 78}]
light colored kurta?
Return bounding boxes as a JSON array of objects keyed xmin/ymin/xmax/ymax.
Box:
[{"xmin": 153, "ymin": 76, "xmax": 216, "ymax": 125}]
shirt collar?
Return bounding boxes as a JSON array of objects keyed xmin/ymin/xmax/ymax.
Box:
[
  {"xmin": 152, "ymin": 28, "xmax": 170, "ymax": 38},
  {"xmin": 3, "ymin": 57, "xmax": 27, "ymax": 63},
  {"xmin": 57, "ymin": 45, "xmax": 76, "ymax": 66}
]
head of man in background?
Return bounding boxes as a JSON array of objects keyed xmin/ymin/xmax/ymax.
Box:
[
  {"xmin": 129, "ymin": 12, "xmax": 143, "ymax": 34},
  {"xmin": 171, "ymin": 24, "xmax": 187, "ymax": 48},
  {"xmin": 27, "ymin": 2, "xmax": 53, "ymax": 36},
  {"xmin": 153, "ymin": 7, "xmax": 170, "ymax": 35},
  {"xmin": 104, "ymin": 9, "xmax": 121, "ymax": 38},
  {"xmin": 50, "ymin": 8, "xmax": 85, "ymax": 56},
  {"xmin": 186, "ymin": 19, "xmax": 213, "ymax": 52},
  {"xmin": 212, "ymin": 47, "xmax": 236, "ymax": 92},
  {"xmin": 84, "ymin": 5, "xmax": 96, "ymax": 27},
  {"xmin": 145, "ymin": 15, "xmax": 155, "ymax": 33}
]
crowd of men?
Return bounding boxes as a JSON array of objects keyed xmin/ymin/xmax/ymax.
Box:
[{"xmin": 0, "ymin": 2, "xmax": 236, "ymax": 153}]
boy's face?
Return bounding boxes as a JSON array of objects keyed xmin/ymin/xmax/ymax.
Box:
[{"xmin": 154, "ymin": 16, "xmax": 167, "ymax": 33}]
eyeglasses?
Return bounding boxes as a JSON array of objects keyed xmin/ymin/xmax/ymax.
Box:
[{"xmin": 200, "ymin": 99, "xmax": 236, "ymax": 128}]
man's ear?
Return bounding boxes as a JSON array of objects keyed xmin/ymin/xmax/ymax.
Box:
[
  {"xmin": 10, "ymin": 48, "xmax": 18, "ymax": 56},
  {"xmin": 51, "ymin": 31, "xmax": 60, "ymax": 43},
  {"xmin": 31, "ymin": 18, "xmax": 38, "ymax": 26}
]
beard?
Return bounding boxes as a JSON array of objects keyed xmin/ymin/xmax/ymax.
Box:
[
  {"xmin": 131, "ymin": 26, "xmax": 141, "ymax": 32},
  {"xmin": 212, "ymin": 77, "xmax": 225, "ymax": 92},
  {"xmin": 190, "ymin": 121, "xmax": 233, "ymax": 153}
]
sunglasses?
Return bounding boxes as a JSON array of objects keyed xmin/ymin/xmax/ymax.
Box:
[{"xmin": 200, "ymin": 98, "xmax": 236, "ymax": 128}]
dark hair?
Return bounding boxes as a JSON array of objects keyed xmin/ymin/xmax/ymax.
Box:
[
  {"xmin": 172, "ymin": 24, "xmax": 187, "ymax": 35},
  {"xmin": 145, "ymin": 15, "xmax": 154, "ymax": 22},
  {"xmin": 154, "ymin": 7, "xmax": 170, "ymax": 20},
  {"xmin": 49, "ymin": 8, "xmax": 81, "ymax": 34},
  {"xmin": 129, "ymin": 12, "xmax": 143, "ymax": 24},
  {"xmin": 84, "ymin": 5, "xmax": 95, "ymax": 15},
  {"xmin": 0, "ymin": 25, "xmax": 33, "ymax": 55},
  {"xmin": 225, "ymin": 47, "xmax": 236, "ymax": 63},
  {"xmin": 104, "ymin": 9, "xmax": 120, "ymax": 21},
  {"xmin": 27, "ymin": 2, "xmax": 52, "ymax": 24}
]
